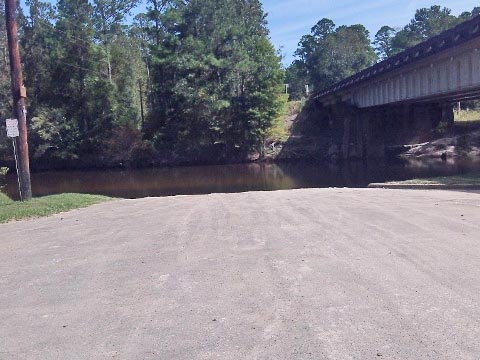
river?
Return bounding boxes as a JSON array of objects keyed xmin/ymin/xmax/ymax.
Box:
[{"xmin": 4, "ymin": 158, "xmax": 480, "ymax": 200}]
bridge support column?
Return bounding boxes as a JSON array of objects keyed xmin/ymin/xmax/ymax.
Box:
[
  {"xmin": 342, "ymin": 114, "xmax": 352, "ymax": 159},
  {"xmin": 354, "ymin": 112, "xmax": 365, "ymax": 158},
  {"xmin": 441, "ymin": 103, "xmax": 455, "ymax": 133},
  {"xmin": 330, "ymin": 103, "xmax": 390, "ymax": 160},
  {"xmin": 329, "ymin": 102, "xmax": 353, "ymax": 160},
  {"xmin": 338, "ymin": 103, "xmax": 363, "ymax": 160},
  {"xmin": 365, "ymin": 107, "xmax": 386, "ymax": 159},
  {"xmin": 401, "ymin": 104, "xmax": 413, "ymax": 143},
  {"xmin": 359, "ymin": 111, "xmax": 370, "ymax": 158},
  {"xmin": 344, "ymin": 106, "xmax": 388, "ymax": 160}
]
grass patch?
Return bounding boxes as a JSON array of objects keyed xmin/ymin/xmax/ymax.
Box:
[
  {"xmin": 0, "ymin": 193, "xmax": 112, "ymax": 224},
  {"xmin": 267, "ymin": 97, "xmax": 303, "ymax": 142},
  {"xmin": 455, "ymin": 110, "xmax": 480, "ymax": 122},
  {"xmin": 286, "ymin": 99, "xmax": 305, "ymax": 115},
  {"xmin": 267, "ymin": 94, "xmax": 290, "ymax": 142},
  {"xmin": 385, "ymin": 174, "xmax": 480, "ymax": 186}
]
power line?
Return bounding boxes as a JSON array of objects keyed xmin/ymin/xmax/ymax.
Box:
[
  {"xmin": 31, "ymin": 18, "xmax": 112, "ymax": 63},
  {"xmin": 32, "ymin": 18, "xmax": 97, "ymax": 48},
  {"xmin": 34, "ymin": 17, "xmax": 130, "ymax": 51},
  {"xmin": 53, "ymin": 58, "xmax": 108, "ymax": 77},
  {"xmin": 28, "ymin": 41, "xmax": 108, "ymax": 77},
  {"xmin": 23, "ymin": 17, "xmax": 147, "ymax": 81},
  {"xmin": 33, "ymin": 40, "xmax": 110, "ymax": 71},
  {"xmin": 24, "ymin": 20, "xmax": 110, "ymax": 66}
]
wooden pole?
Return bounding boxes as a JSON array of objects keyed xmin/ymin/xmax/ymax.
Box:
[{"xmin": 5, "ymin": 0, "xmax": 32, "ymax": 201}]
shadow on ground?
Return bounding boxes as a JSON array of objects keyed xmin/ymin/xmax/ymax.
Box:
[{"xmin": 267, "ymin": 100, "xmax": 331, "ymax": 161}]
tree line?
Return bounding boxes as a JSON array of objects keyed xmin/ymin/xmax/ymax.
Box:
[
  {"xmin": 1, "ymin": 3, "xmax": 478, "ymax": 169},
  {"xmin": 286, "ymin": 5, "xmax": 480, "ymax": 100},
  {"xmin": 0, "ymin": 0, "xmax": 283, "ymax": 168}
]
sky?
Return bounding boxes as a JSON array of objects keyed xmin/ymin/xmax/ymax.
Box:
[{"xmin": 262, "ymin": 0, "xmax": 479, "ymax": 64}]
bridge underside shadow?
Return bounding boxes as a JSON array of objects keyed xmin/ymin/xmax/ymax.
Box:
[
  {"xmin": 275, "ymin": 99, "xmax": 462, "ymax": 162},
  {"xmin": 314, "ymin": 100, "xmax": 456, "ymax": 160}
]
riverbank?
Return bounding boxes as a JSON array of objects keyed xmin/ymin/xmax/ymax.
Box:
[
  {"xmin": 369, "ymin": 173, "xmax": 480, "ymax": 190},
  {"xmin": 394, "ymin": 113, "xmax": 480, "ymax": 160},
  {"xmin": 0, "ymin": 193, "xmax": 111, "ymax": 223},
  {"xmin": 399, "ymin": 128, "xmax": 480, "ymax": 160}
]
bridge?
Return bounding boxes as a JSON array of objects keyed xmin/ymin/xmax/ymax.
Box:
[{"xmin": 314, "ymin": 15, "xmax": 480, "ymax": 159}]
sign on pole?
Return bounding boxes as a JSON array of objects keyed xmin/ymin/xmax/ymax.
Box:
[
  {"xmin": 5, "ymin": 118, "xmax": 23, "ymax": 199},
  {"xmin": 6, "ymin": 119, "xmax": 19, "ymax": 138}
]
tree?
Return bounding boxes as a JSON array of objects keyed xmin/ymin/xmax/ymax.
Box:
[
  {"xmin": 374, "ymin": 26, "xmax": 396, "ymax": 61},
  {"xmin": 460, "ymin": 7, "xmax": 480, "ymax": 21},
  {"xmin": 285, "ymin": 60, "xmax": 308, "ymax": 100},
  {"xmin": 92, "ymin": 0, "xmax": 140, "ymax": 82},
  {"xmin": 143, "ymin": 0, "xmax": 283, "ymax": 161},
  {"xmin": 21, "ymin": 0, "xmax": 56, "ymax": 113},
  {"xmin": 55, "ymin": 0, "xmax": 96, "ymax": 137},
  {"xmin": 311, "ymin": 18, "xmax": 335, "ymax": 39},
  {"xmin": 410, "ymin": 6, "xmax": 456, "ymax": 37},
  {"xmin": 391, "ymin": 6, "xmax": 458, "ymax": 53},
  {"xmin": 0, "ymin": 1, "xmax": 11, "ymax": 158},
  {"xmin": 293, "ymin": 19, "xmax": 376, "ymax": 91},
  {"xmin": 0, "ymin": 1, "xmax": 10, "ymax": 117}
]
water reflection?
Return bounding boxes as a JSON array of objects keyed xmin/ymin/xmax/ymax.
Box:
[{"xmin": 4, "ymin": 158, "xmax": 480, "ymax": 199}]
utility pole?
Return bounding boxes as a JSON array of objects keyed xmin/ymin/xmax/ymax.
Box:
[{"xmin": 5, "ymin": 0, "xmax": 32, "ymax": 201}]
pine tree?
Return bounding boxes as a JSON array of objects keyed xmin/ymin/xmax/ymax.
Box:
[{"xmin": 144, "ymin": 0, "xmax": 283, "ymax": 161}]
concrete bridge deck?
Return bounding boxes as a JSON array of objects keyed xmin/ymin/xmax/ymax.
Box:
[{"xmin": 1, "ymin": 189, "xmax": 480, "ymax": 359}]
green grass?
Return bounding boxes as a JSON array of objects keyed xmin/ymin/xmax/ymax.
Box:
[
  {"xmin": 385, "ymin": 174, "xmax": 480, "ymax": 186},
  {"xmin": 267, "ymin": 94, "xmax": 290, "ymax": 141},
  {"xmin": 0, "ymin": 193, "xmax": 112, "ymax": 224},
  {"xmin": 267, "ymin": 98, "xmax": 303, "ymax": 142},
  {"xmin": 286, "ymin": 99, "xmax": 305, "ymax": 115},
  {"xmin": 455, "ymin": 110, "xmax": 480, "ymax": 122}
]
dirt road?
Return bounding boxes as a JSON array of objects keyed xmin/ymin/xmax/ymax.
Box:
[{"xmin": 1, "ymin": 189, "xmax": 479, "ymax": 359}]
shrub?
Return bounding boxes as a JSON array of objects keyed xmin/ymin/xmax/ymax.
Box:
[
  {"xmin": 105, "ymin": 125, "xmax": 157, "ymax": 167},
  {"xmin": 0, "ymin": 167, "xmax": 8, "ymax": 191},
  {"xmin": 30, "ymin": 108, "xmax": 80, "ymax": 160},
  {"xmin": 128, "ymin": 140, "xmax": 157, "ymax": 168}
]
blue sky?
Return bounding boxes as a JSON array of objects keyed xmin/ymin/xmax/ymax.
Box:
[{"xmin": 262, "ymin": 0, "xmax": 479, "ymax": 64}]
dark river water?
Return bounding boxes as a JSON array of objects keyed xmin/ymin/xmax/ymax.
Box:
[{"xmin": 4, "ymin": 158, "xmax": 480, "ymax": 199}]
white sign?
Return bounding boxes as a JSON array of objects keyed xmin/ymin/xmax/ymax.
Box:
[{"xmin": 6, "ymin": 119, "xmax": 19, "ymax": 138}]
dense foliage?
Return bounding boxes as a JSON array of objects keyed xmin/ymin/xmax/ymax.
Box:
[
  {"xmin": 287, "ymin": 5, "xmax": 480, "ymax": 99},
  {"xmin": 143, "ymin": 0, "xmax": 283, "ymax": 162},
  {"xmin": 0, "ymin": 0, "xmax": 283, "ymax": 167},
  {"xmin": 1, "ymin": 3, "xmax": 479, "ymax": 166},
  {"xmin": 296, "ymin": 19, "xmax": 376, "ymax": 92},
  {"xmin": 0, "ymin": 166, "xmax": 7, "ymax": 191}
]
